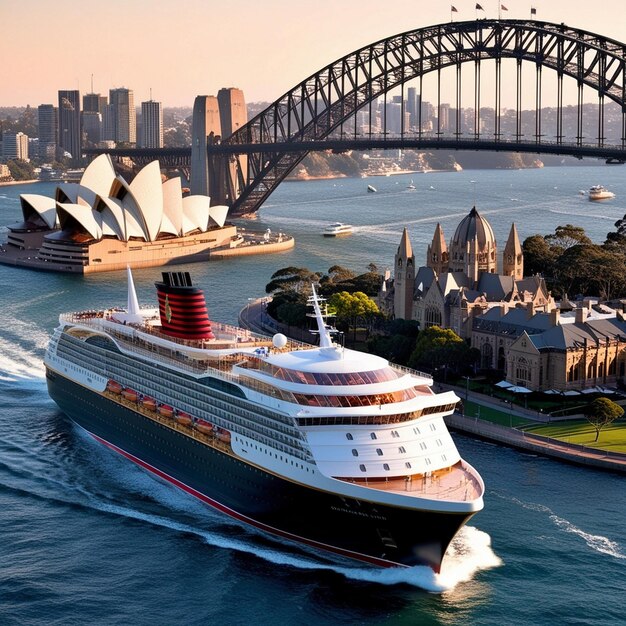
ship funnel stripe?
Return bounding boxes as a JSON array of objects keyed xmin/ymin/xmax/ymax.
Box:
[{"xmin": 155, "ymin": 281, "xmax": 215, "ymax": 340}]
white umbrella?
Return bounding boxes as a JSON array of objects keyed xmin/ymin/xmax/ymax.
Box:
[
  {"xmin": 562, "ymin": 390, "xmax": 581, "ymax": 396},
  {"xmin": 508, "ymin": 385, "xmax": 532, "ymax": 393},
  {"xmin": 581, "ymin": 387, "xmax": 599, "ymax": 394},
  {"xmin": 495, "ymin": 380, "xmax": 513, "ymax": 388},
  {"xmin": 543, "ymin": 389, "xmax": 560, "ymax": 395}
]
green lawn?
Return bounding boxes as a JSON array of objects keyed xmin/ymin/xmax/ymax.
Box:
[
  {"xmin": 523, "ymin": 419, "xmax": 626, "ymax": 454},
  {"xmin": 462, "ymin": 400, "xmax": 532, "ymax": 428}
]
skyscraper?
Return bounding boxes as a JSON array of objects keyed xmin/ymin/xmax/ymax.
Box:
[
  {"xmin": 141, "ymin": 100, "xmax": 163, "ymax": 148},
  {"xmin": 58, "ymin": 90, "xmax": 81, "ymax": 161},
  {"xmin": 38, "ymin": 104, "xmax": 58, "ymax": 158},
  {"xmin": 109, "ymin": 88, "xmax": 136, "ymax": 144},
  {"xmin": 2, "ymin": 132, "xmax": 29, "ymax": 161},
  {"xmin": 83, "ymin": 93, "xmax": 107, "ymax": 114}
]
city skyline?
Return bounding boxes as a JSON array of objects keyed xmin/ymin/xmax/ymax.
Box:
[{"xmin": 3, "ymin": 0, "xmax": 626, "ymax": 109}]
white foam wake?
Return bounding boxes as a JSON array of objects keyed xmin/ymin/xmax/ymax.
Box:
[
  {"xmin": 550, "ymin": 515, "xmax": 626, "ymax": 560},
  {"xmin": 502, "ymin": 494, "xmax": 626, "ymax": 561}
]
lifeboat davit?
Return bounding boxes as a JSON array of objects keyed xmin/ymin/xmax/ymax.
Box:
[
  {"xmin": 195, "ymin": 419, "xmax": 213, "ymax": 435},
  {"xmin": 106, "ymin": 380, "xmax": 122, "ymax": 394},
  {"xmin": 175, "ymin": 410, "xmax": 193, "ymax": 426},
  {"xmin": 122, "ymin": 388, "xmax": 138, "ymax": 402},
  {"xmin": 158, "ymin": 404, "xmax": 174, "ymax": 418},
  {"xmin": 141, "ymin": 396, "xmax": 156, "ymax": 411}
]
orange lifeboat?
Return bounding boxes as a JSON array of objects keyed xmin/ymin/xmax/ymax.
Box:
[
  {"xmin": 215, "ymin": 428, "xmax": 231, "ymax": 443},
  {"xmin": 195, "ymin": 419, "xmax": 213, "ymax": 435},
  {"xmin": 175, "ymin": 410, "xmax": 193, "ymax": 426},
  {"xmin": 158, "ymin": 404, "xmax": 174, "ymax": 418},
  {"xmin": 106, "ymin": 380, "xmax": 122, "ymax": 394},
  {"xmin": 141, "ymin": 396, "xmax": 156, "ymax": 411},
  {"xmin": 122, "ymin": 388, "xmax": 138, "ymax": 402}
]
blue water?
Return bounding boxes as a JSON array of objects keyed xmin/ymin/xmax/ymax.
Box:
[{"xmin": 1, "ymin": 167, "xmax": 625, "ymax": 625}]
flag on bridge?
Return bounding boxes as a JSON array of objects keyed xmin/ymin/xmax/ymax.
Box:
[
  {"xmin": 531, "ymin": 7, "xmax": 537, "ymax": 15},
  {"xmin": 451, "ymin": 5, "xmax": 458, "ymax": 11},
  {"xmin": 501, "ymin": 4, "xmax": 508, "ymax": 10},
  {"xmin": 475, "ymin": 3, "xmax": 484, "ymax": 9}
]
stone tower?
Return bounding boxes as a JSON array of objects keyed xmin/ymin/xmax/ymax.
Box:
[
  {"xmin": 427, "ymin": 222, "xmax": 449, "ymax": 275},
  {"xmin": 394, "ymin": 227, "xmax": 415, "ymax": 320},
  {"xmin": 503, "ymin": 223, "xmax": 524, "ymax": 279}
]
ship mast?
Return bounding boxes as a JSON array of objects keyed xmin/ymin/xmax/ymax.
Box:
[{"xmin": 126, "ymin": 266, "xmax": 142, "ymax": 323}]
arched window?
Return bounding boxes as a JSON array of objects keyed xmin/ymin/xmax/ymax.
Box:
[
  {"xmin": 515, "ymin": 357, "xmax": 530, "ymax": 384},
  {"xmin": 425, "ymin": 306, "xmax": 442, "ymax": 328},
  {"xmin": 481, "ymin": 343, "xmax": 494, "ymax": 369}
]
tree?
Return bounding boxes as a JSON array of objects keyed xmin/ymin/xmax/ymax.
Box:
[
  {"xmin": 328, "ymin": 291, "xmax": 379, "ymax": 340},
  {"xmin": 545, "ymin": 224, "xmax": 592, "ymax": 252},
  {"xmin": 522, "ymin": 234, "xmax": 557, "ymax": 277},
  {"xmin": 408, "ymin": 326, "xmax": 475, "ymax": 376},
  {"xmin": 583, "ymin": 397, "xmax": 624, "ymax": 442},
  {"xmin": 265, "ymin": 266, "xmax": 320, "ymax": 295}
]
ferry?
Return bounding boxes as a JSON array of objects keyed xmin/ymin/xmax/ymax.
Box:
[
  {"xmin": 322, "ymin": 223, "xmax": 354, "ymax": 237},
  {"xmin": 367, "ymin": 185, "xmax": 377, "ymax": 193},
  {"xmin": 44, "ymin": 269, "xmax": 484, "ymax": 572},
  {"xmin": 588, "ymin": 185, "xmax": 615, "ymax": 201}
]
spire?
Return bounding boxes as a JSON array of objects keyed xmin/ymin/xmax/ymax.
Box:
[
  {"xmin": 398, "ymin": 227, "xmax": 413, "ymax": 258},
  {"xmin": 427, "ymin": 223, "xmax": 448, "ymax": 274},
  {"xmin": 503, "ymin": 223, "xmax": 524, "ymax": 279},
  {"xmin": 504, "ymin": 223, "xmax": 522, "ymax": 256}
]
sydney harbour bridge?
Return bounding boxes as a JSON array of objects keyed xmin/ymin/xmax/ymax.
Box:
[{"xmin": 85, "ymin": 19, "xmax": 626, "ymax": 216}]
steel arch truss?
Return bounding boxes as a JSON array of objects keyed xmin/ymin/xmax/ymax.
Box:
[{"xmin": 227, "ymin": 19, "xmax": 626, "ymax": 215}]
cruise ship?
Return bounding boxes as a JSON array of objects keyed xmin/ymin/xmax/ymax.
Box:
[{"xmin": 44, "ymin": 270, "xmax": 484, "ymax": 571}]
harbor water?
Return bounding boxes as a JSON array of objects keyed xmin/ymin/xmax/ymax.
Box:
[{"xmin": 0, "ymin": 165, "xmax": 624, "ymax": 624}]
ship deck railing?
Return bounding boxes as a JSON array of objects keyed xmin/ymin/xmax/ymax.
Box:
[{"xmin": 336, "ymin": 461, "xmax": 482, "ymax": 502}]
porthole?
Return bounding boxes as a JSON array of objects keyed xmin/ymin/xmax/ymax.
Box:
[
  {"xmin": 370, "ymin": 432, "xmax": 377, "ymax": 440},
  {"xmin": 346, "ymin": 433, "xmax": 354, "ymax": 440},
  {"xmin": 376, "ymin": 448, "xmax": 383, "ymax": 456},
  {"xmin": 352, "ymin": 449, "xmax": 359, "ymax": 457},
  {"xmin": 359, "ymin": 464, "xmax": 366, "ymax": 472},
  {"xmin": 383, "ymin": 463, "xmax": 390, "ymax": 471}
]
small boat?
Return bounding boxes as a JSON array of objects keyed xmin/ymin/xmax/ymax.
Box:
[
  {"xmin": 195, "ymin": 419, "xmax": 214, "ymax": 435},
  {"xmin": 367, "ymin": 185, "xmax": 377, "ymax": 193},
  {"xmin": 407, "ymin": 180, "xmax": 416, "ymax": 190},
  {"xmin": 157, "ymin": 404, "xmax": 174, "ymax": 418},
  {"xmin": 175, "ymin": 410, "xmax": 193, "ymax": 426},
  {"xmin": 106, "ymin": 380, "xmax": 122, "ymax": 394},
  {"xmin": 215, "ymin": 427, "xmax": 231, "ymax": 443},
  {"xmin": 141, "ymin": 396, "xmax": 156, "ymax": 411},
  {"xmin": 588, "ymin": 185, "xmax": 615, "ymax": 201},
  {"xmin": 121, "ymin": 388, "xmax": 138, "ymax": 402},
  {"xmin": 322, "ymin": 222, "xmax": 353, "ymax": 237}
]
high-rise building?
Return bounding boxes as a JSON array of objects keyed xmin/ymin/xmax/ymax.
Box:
[
  {"xmin": 109, "ymin": 88, "xmax": 136, "ymax": 144},
  {"xmin": 82, "ymin": 111, "xmax": 102, "ymax": 145},
  {"xmin": 58, "ymin": 90, "xmax": 81, "ymax": 161},
  {"xmin": 38, "ymin": 104, "xmax": 58, "ymax": 158},
  {"xmin": 2, "ymin": 132, "xmax": 29, "ymax": 161},
  {"xmin": 83, "ymin": 93, "xmax": 107, "ymax": 114},
  {"xmin": 217, "ymin": 88, "xmax": 248, "ymax": 201},
  {"xmin": 190, "ymin": 95, "xmax": 221, "ymax": 197},
  {"xmin": 141, "ymin": 100, "xmax": 163, "ymax": 148}
]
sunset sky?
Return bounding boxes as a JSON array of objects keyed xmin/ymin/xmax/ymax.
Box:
[{"xmin": 3, "ymin": 0, "xmax": 626, "ymax": 108}]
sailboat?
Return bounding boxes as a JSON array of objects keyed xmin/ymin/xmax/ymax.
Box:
[{"xmin": 407, "ymin": 179, "xmax": 416, "ymax": 190}]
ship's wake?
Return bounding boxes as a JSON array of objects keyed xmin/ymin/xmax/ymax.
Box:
[
  {"xmin": 499, "ymin": 494, "xmax": 626, "ymax": 561},
  {"xmin": 0, "ymin": 332, "xmax": 47, "ymax": 399}
]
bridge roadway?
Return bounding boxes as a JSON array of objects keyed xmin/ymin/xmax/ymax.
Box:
[{"xmin": 85, "ymin": 138, "xmax": 626, "ymax": 162}]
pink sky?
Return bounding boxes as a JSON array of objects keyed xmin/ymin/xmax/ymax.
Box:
[{"xmin": 2, "ymin": 0, "xmax": 626, "ymax": 108}]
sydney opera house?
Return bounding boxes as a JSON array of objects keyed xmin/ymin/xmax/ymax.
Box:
[{"xmin": 0, "ymin": 155, "xmax": 289, "ymax": 274}]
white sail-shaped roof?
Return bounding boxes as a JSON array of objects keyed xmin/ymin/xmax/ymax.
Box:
[
  {"xmin": 114, "ymin": 175, "xmax": 149, "ymax": 241},
  {"xmin": 57, "ymin": 202, "xmax": 102, "ymax": 239},
  {"xmin": 182, "ymin": 195, "xmax": 211, "ymax": 234},
  {"xmin": 79, "ymin": 154, "xmax": 116, "ymax": 199},
  {"xmin": 96, "ymin": 196, "xmax": 126, "ymax": 239},
  {"xmin": 20, "ymin": 194, "xmax": 58, "ymax": 228},
  {"xmin": 128, "ymin": 160, "xmax": 163, "ymax": 242},
  {"xmin": 162, "ymin": 177, "xmax": 184, "ymax": 235},
  {"xmin": 208, "ymin": 204, "xmax": 229, "ymax": 228},
  {"xmin": 56, "ymin": 183, "xmax": 97, "ymax": 208}
]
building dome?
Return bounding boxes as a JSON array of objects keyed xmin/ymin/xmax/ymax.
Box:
[{"xmin": 451, "ymin": 206, "xmax": 496, "ymax": 250}]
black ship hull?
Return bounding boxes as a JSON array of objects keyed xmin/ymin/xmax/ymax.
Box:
[{"xmin": 46, "ymin": 369, "xmax": 475, "ymax": 572}]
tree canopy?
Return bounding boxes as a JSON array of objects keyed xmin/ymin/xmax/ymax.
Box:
[
  {"xmin": 408, "ymin": 326, "xmax": 478, "ymax": 376},
  {"xmin": 583, "ymin": 397, "xmax": 624, "ymax": 442}
]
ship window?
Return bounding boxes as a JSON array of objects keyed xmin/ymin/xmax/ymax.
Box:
[
  {"xmin": 398, "ymin": 446, "xmax": 406, "ymax": 454},
  {"xmin": 405, "ymin": 462, "xmax": 412, "ymax": 469},
  {"xmin": 425, "ymin": 458, "xmax": 432, "ymax": 465},
  {"xmin": 370, "ymin": 433, "xmax": 377, "ymax": 440},
  {"xmin": 352, "ymin": 449, "xmax": 359, "ymax": 457},
  {"xmin": 391, "ymin": 430, "xmax": 399, "ymax": 438},
  {"xmin": 383, "ymin": 463, "xmax": 390, "ymax": 471},
  {"xmin": 376, "ymin": 448, "xmax": 383, "ymax": 456},
  {"xmin": 346, "ymin": 433, "xmax": 353, "ymax": 440},
  {"xmin": 359, "ymin": 464, "xmax": 366, "ymax": 472},
  {"xmin": 413, "ymin": 427, "xmax": 420, "ymax": 434}
]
